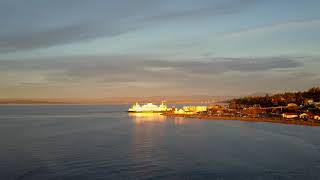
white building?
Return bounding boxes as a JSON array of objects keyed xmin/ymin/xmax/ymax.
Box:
[
  {"xmin": 174, "ymin": 109, "xmax": 196, "ymax": 115},
  {"xmin": 282, "ymin": 113, "xmax": 298, "ymax": 119},
  {"xmin": 299, "ymin": 113, "xmax": 311, "ymax": 119},
  {"xmin": 182, "ymin": 106, "xmax": 207, "ymax": 113}
]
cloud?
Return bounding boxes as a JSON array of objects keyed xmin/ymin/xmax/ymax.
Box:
[
  {"xmin": 2, "ymin": 55, "xmax": 319, "ymax": 97},
  {"xmin": 141, "ymin": 0, "xmax": 257, "ymax": 22},
  {"xmin": 224, "ymin": 19, "xmax": 320, "ymax": 38},
  {"xmin": 0, "ymin": 0, "xmax": 151, "ymax": 53},
  {"xmin": 0, "ymin": 0, "xmax": 258, "ymax": 53},
  {"xmin": 0, "ymin": 22, "xmax": 139, "ymax": 53},
  {"xmin": 0, "ymin": 55, "xmax": 304, "ymax": 84}
]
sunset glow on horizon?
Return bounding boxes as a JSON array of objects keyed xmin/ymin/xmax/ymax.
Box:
[{"xmin": 1, "ymin": 0, "xmax": 320, "ymax": 99}]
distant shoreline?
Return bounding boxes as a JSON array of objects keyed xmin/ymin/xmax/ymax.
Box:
[
  {"xmin": 0, "ymin": 102, "xmax": 226, "ymax": 105},
  {"xmin": 163, "ymin": 113, "xmax": 320, "ymax": 127},
  {"xmin": 0, "ymin": 96, "xmax": 232, "ymax": 105},
  {"xmin": 0, "ymin": 103, "xmax": 127, "ymax": 105}
]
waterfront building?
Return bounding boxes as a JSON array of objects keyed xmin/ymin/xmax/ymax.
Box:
[
  {"xmin": 299, "ymin": 113, "xmax": 314, "ymax": 119},
  {"xmin": 287, "ymin": 103, "xmax": 298, "ymax": 108},
  {"xmin": 174, "ymin": 109, "xmax": 196, "ymax": 115},
  {"xmin": 282, "ymin": 113, "xmax": 298, "ymax": 119},
  {"xmin": 240, "ymin": 107, "xmax": 267, "ymax": 117},
  {"xmin": 306, "ymin": 99, "xmax": 314, "ymax": 105},
  {"xmin": 182, "ymin": 106, "xmax": 207, "ymax": 113}
]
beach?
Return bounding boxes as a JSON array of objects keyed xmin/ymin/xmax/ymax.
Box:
[{"xmin": 163, "ymin": 113, "xmax": 320, "ymax": 127}]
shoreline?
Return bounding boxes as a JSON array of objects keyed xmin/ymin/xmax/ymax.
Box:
[{"xmin": 162, "ymin": 113, "xmax": 320, "ymax": 127}]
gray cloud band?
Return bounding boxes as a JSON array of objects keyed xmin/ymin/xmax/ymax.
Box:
[
  {"xmin": 0, "ymin": 0, "xmax": 258, "ymax": 53},
  {"xmin": 0, "ymin": 56, "xmax": 304, "ymax": 83}
]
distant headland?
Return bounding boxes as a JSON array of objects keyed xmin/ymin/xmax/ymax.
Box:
[{"xmin": 160, "ymin": 87, "xmax": 320, "ymax": 126}]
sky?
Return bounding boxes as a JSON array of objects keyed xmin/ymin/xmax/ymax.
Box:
[{"xmin": 0, "ymin": 0, "xmax": 320, "ymax": 99}]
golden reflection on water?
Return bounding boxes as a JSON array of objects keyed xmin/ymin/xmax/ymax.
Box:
[
  {"xmin": 128, "ymin": 113, "xmax": 188, "ymax": 125},
  {"xmin": 129, "ymin": 113, "xmax": 190, "ymax": 176},
  {"xmin": 128, "ymin": 113, "xmax": 166, "ymax": 124},
  {"xmin": 172, "ymin": 117, "xmax": 186, "ymax": 125}
]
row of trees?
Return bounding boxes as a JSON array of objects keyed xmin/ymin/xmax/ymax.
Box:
[{"xmin": 231, "ymin": 87, "xmax": 320, "ymax": 108}]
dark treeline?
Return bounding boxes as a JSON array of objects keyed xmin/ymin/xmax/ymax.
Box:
[{"xmin": 231, "ymin": 87, "xmax": 320, "ymax": 108}]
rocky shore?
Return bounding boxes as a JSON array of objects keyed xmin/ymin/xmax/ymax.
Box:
[{"xmin": 162, "ymin": 113, "xmax": 320, "ymax": 127}]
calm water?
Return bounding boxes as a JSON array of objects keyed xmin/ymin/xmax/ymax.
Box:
[{"xmin": 0, "ymin": 105, "xmax": 320, "ymax": 180}]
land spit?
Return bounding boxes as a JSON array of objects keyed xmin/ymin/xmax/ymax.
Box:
[{"xmin": 162, "ymin": 113, "xmax": 320, "ymax": 127}]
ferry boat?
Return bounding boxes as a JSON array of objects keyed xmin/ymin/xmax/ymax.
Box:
[{"xmin": 128, "ymin": 102, "xmax": 171, "ymax": 113}]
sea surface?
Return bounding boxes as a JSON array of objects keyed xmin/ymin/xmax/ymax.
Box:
[{"xmin": 0, "ymin": 105, "xmax": 320, "ymax": 180}]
